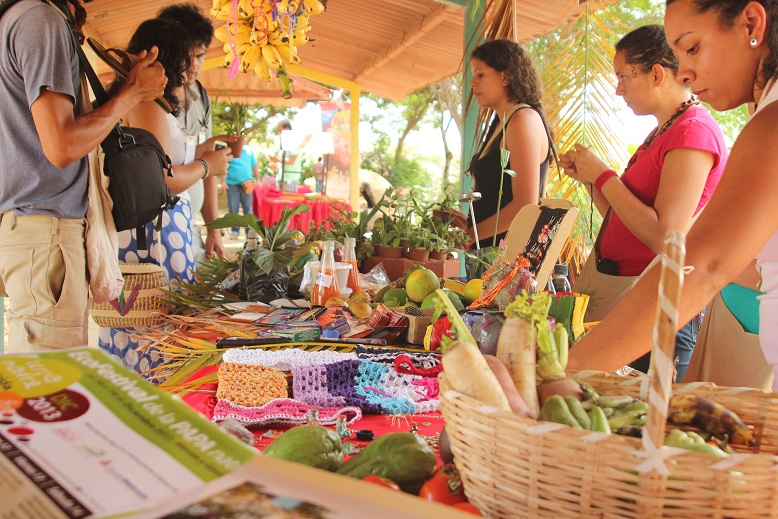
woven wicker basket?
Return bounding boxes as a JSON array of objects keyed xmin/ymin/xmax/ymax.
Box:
[
  {"xmin": 90, "ymin": 263, "xmax": 169, "ymax": 328},
  {"xmin": 440, "ymin": 232, "xmax": 778, "ymax": 518}
]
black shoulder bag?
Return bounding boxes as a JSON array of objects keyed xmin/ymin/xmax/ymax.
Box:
[{"xmin": 77, "ymin": 46, "xmax": 179, "ymax": 249}]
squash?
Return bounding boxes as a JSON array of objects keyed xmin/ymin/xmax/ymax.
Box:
[
  {"xmin": 263, "ymin": 425, "xmax": 343, "ymax": 471},
  {"xmin": 337, "ymin": 432, "xmax": 436, "ymax": 494}
]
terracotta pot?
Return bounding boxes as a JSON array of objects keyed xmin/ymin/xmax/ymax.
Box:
[
  {"xmin": 429, "ymin": 250, "xmax": 448, "ymax": 261},
  {"xmin": 378, "ymin": 246, "xmax": 404, "ymax": 259},
  {"xmin": 407, "ymin": 248, "xmax": 430, "ymax": 261},
  {"xmin": 227, "ymin": 136, "xmax": 246, "ymax": 158}
]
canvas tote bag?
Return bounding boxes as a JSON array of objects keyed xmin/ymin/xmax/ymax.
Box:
[
  {"xmin": 685, "ymin": 292, "xmax": 771, "ymax": 390},
  {"xmin": 572, "ymin": 248, "xmax": 640, "ymax": 323},
  {"xmin": 572, "ymin": 210, "xmax": 644, "ymax": 322}
]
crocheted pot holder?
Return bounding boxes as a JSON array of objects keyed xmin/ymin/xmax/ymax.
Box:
[
  {"xmin": 355, "ymin": 345, "xmax": 441, "ymax": 370},
  {"xmin": 212, "ymin": 398, "xmax": 362, "ymax": 427},
  {"xmin": 222, "ymin": 348, "xmax": 357, "ymax": 371},
  {"xmin": 216, "ymin": 362, "xmax": 288, "ymax": 407}
]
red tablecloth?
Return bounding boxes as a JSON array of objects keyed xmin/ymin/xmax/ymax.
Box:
[{"xmin": 252, "ymin": 186, "xmax": 350, "ymax": 232}]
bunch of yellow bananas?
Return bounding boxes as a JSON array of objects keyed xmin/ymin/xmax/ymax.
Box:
[{"xmin": 210, "ymin": 0, "xmax": 324, "ymax": 96}]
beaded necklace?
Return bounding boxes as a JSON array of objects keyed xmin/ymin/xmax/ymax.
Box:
[{"xmin": 626, "ymin": 97, "xmax": 699, "ymax": 170}]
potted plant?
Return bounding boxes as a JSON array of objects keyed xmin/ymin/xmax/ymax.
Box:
[
  {"xmin": 213, "ymin": 91, "xmax": 259, "ymax": 158},
  {"xmin": 427, "ymin": 231, "xmax": 449, "ymax": 260},
  {"xmin": 407, "ymin": 227, "xmax": 432, "ymax": 262},
  {"xmin": 371, "ymin": 217, "xmax": 403, "ymax": 258},
  {"xmin": 206, "ymin": 204, "xmax": 310, "ymax": 302}
]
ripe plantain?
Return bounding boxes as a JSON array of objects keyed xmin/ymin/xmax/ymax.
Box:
[
  {"xmin": 261, "ymin": 44, "xmax": 282, "ymax": 69},
  {"xmin": 254, "ymin": 55, "xmax": 271, "ymax": 82},
  {"xmin": 249, "ymin": 29, "xmax": 268, "ymax": 47},
  {"xmin": 275, "ymin": 43, "xmax": 301, "ymax": 65},
  {"xmin": 668, "ymin": 394, "xmax": 754, "ymax": 446},
  {"xmin": 214, "ymin": 21, "xmax": 252, "ymax": 44},
  {"xmin": 292, "ymin": 28, "xmax": 310, "ymax": 46},
  {"xmin": 237, "ymin": 0, "xmax": 254, "ymax": 19},
  {"xmin": 210, "ymin": 4, "xmax": 233, "ymax": 21},
  {"xmin": 239, "ymin": 45, "xmax": 262, "ymax": 73},
  {"xmin": 306, "ymin": 0, "xmax": 326, "ymax": 15},
  {"xmin": 223, "ymin": 42, "xmax": 252, "ymax": 55}
]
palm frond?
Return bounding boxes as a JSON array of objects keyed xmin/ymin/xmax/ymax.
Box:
[{"xmin": 537, "ymin": 0, "xmax": 633, "ymax": 279}]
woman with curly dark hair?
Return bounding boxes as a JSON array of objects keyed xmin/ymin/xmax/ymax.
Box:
[
  {"xmin": 466, "ymin": 39, "xmax": 554, "ymax": 249},
  {"xmin": 98, "ymin": 18, "xmax": 232, "ymax": 376}
]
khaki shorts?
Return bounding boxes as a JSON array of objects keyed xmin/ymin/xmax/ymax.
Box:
[{"xmin": 0, "ymin": 212, "xmax": 89, "ymax": 353}]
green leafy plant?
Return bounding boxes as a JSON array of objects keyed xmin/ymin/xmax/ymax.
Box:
[
  {"xmin": 206, "ymin": 204, "xmax": 310, "ymax": 275},
  {"xmin": 370, "ymin": 217, "xmax": 401, "ymax": 247},
  {"xmin": 213, "ymin": 91, "xmax": 261, "ymax": 138}
]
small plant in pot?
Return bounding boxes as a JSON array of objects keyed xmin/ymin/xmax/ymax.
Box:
[
  {"xmin": 214, "ymin": 91, "xmax": 259, "ymax": 158},
  {"xmin": 407, "ymin": 227, "xmax": 433, "ymax": 262},
  {"xmin": 427, "ymin": 232, "xmax": 449, "ymax": 260},
  {"xmin": 206, "ymin": 204, "xmax": 310, "ymax": 302},
  {"xmin": 370, "ymin": 217, "xmax": 402, "ymax": 258}
]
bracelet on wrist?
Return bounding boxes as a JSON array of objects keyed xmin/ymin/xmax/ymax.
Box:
[
  {"xmin": 195, "ymin": 158, "xmax": 209, "ymax": 179},
  {"xmin": 594, "ymin": 169, "xmax": 617, "ymax": 192}
]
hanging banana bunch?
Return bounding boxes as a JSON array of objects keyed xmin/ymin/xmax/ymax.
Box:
[{"xmin": 211, "ymin": 0, "xmax": 326, "ymax": 99}]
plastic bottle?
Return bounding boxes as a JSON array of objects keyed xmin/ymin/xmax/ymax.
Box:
[
  {"xmin": 311, "ymin": 240, "xmax": 340, "ymax": 306},
  {"xmin": 342, "ymin": 237, "xmax": 362, "ymax": 295},
  {"xmin": 239, "ymin": 229, "xmax": 260, "ymax": 300},
  {"xmin": 552, "ymin": 264, "xmax": 572, "ymax": 293}
]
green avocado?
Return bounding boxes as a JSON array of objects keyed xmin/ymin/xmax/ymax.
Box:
[
  {"xmin": 336, "ymin": 432, "xmax": 437, "ymax": 494},
  {"xmin": 263, "ymin": 425, "xmax": 344, "ymax": 472},
  {"xmin": 421, "ymin": 289, "xmax": 464, "ymax": 311},
  {"xmin": 383, "ymin": 288, "xmax": 408, "ymax": 306},
  {"xmin": 374, "ymin": 285, "xmax": 392, "ymax": 303}
]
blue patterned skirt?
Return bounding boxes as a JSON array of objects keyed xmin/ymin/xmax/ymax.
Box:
[{"xmin": 98, "ymin": 199, "xmax": 196, "ymax": 379}]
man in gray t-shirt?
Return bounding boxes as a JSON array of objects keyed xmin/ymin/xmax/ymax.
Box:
[{"xmin": 0, "ymin": 0, "xmax": 167, "ymax": 353}]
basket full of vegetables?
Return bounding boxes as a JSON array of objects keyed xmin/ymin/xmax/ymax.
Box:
[{"xmin": 438, "ymin": 232, "xmax": 778, "ymax": 518}]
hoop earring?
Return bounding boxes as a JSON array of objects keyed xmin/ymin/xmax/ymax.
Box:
[{"xmin": 750, "ymin": 38, "xmax": 759, "ymax": 47}]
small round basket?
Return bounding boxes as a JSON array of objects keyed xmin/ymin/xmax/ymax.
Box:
[{"xmin": 90, "ymin": 263, "xmax": 169, "ymax": 328}]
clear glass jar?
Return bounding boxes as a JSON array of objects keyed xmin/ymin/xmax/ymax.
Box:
[{"xmin": 552, "ymin": 263, "xmax": 572, "ymax": 293}]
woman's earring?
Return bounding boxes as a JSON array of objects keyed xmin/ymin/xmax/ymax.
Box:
[
  {"xmin": 750, "ymin": 38, "xmax": 759, "ymax": 47},
  {"xmin": 502, "ymin": 82, "xmax": 507, "ymax": 86}
]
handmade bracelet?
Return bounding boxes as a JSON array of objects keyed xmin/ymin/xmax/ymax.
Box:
[
  {"xmin": 594, "ymin": 169, "xmax": 617, "ymax": 191},
  {"xmin": 195, "ymin": 158, "xmax": 209, "ymax": 179}
]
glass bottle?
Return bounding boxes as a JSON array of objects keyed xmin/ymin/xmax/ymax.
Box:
[
  {"xmin": 306, "ymin": 408, "xmax": 319, "ymax": 426},
  {"xmin": 552, "ymin": 264, "xmax": 572, "ymax": 293},
  {"xmin": 342, "ymin": 237, "xmax": 362, "ymax": 295},
  {"xmin": 311, "ymin": 240, "xmax": 340, "ymax": 306},
  {"xmin": 336, "ymin": 413, "xmax": 351, "ymax": 439}
]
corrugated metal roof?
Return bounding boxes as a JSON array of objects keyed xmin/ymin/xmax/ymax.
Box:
[{"xmin": 80, "ymin": 0, "xmax": 613, "ymax": 102}]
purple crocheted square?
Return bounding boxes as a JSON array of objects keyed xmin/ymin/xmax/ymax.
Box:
[
  {"xmin": 325, "ymin": 359, "xmax": 383, "ymax": 414},
  {"xmin": 292, "ymin": 364, "xmax": 346, "ymax": 408}
]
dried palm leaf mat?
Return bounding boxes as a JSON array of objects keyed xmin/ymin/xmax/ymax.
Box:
[
  {"xmin": 144, "ymin": 314, "xmax": 426, "ymax": 394},
  {"xmin": 441, "ymin": 232, "xmax": 778, "ymax": 518}
]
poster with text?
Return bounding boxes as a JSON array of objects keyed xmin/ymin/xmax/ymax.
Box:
[
  {"xmin": 319, "ymin": 101, "xmax": 351, "ymax": 201},
  {"xmin": 0, "ymin": 349, "xmax": 255, "ymax": 519}
]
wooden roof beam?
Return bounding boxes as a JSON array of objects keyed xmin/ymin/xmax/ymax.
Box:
[{"xmin": 352, "ymin": 4, "xmax": 460, "ymax": 84}]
